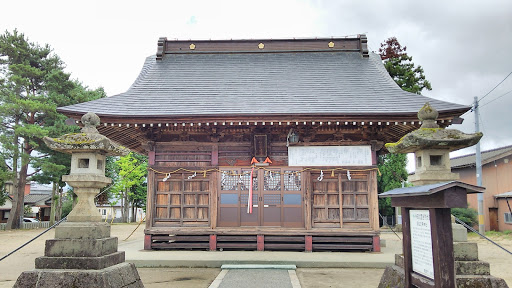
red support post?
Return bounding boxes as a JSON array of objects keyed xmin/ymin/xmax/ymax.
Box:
[
  {"xmin": 257, "ymin": 235, "xmax": 264, "ymax": 251},
  {"xmin": 144, "ymin": 234, "xmax": 152, "ymax": 250},
  {"xmin": 305, "ymin": 235, "xmax": 313, "ymax": 252},
  {"xmin": 372, "ymin": 235, "xmax": 381, "ymax": 252},
  {"xmin": 209, "ymin": 235, "xmax": 217, "ymax": 251}
]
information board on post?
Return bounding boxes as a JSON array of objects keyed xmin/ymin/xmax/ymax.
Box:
[
  {"xmin": 288, "ymin": 146, "xmax": 372, "ymax": 166},
  {"xmin": 410, "ymin": 210, "xmax": 434, "ymax": 279}
]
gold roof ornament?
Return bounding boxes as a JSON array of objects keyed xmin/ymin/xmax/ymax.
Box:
[
  {"xmin": 258, "ymin": 43, "xmax": 264, "ymax": 49},
  {"xmin": 328, "ymin": 41, "xmax": 335, "ymax": 48},
  {"xmin": 189, "ymin": 43, "xmax": 196, "ymax": 50}
]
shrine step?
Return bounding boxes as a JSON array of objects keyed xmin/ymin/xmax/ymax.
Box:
[
  {"xmin": 149, "ymin": 234, "xmax": 375, "ymax": 252},
  {"xmin": 312, "ymin": 236, "xmax": 373, "ymax": 251}
]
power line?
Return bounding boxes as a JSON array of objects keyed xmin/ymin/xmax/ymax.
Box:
[
  {"xmin": 480, "ymin": 88, "xmax": 512, "ymax": 108},
  {"xmin": 478, "ymin": 71, "xmax": 512, "ymax": 103}
]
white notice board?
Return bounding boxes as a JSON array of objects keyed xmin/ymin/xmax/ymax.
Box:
[
  {"xmin": 410, "ymin": 210, "xmax": 434, "ymax": 279},
  {"xmin": 288, "ymin": 146, "xmax": 372, "ymax": 166}
]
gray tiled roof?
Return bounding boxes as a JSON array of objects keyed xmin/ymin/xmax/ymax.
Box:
[
  {"xmin": 24, "ymin": 194, "xmax": 52, "ymax": 205},
  {"xmin": 451, "ymin": 145, "xmax": 512, "ymax": 168},
  {"xmin": 58, "ymin": 51, "xmax": 469, "ymax": 118}
]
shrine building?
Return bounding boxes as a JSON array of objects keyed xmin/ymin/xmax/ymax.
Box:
[{"xmin": 58, "ymin": 35, "xmax": 470, "ymax": 252}]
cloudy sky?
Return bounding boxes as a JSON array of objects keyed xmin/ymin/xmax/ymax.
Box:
[{"xmin": 2, "ymin": 0, "xmax": 512, "ymax": 164}]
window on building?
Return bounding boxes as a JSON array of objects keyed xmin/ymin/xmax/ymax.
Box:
[
  {"xmin": 102, "ymin": 209, "xmax": 107, "ymax": 216},
  {"xmin": 505, "ymin": 212, "xmax": 512, "ymax": 224}
]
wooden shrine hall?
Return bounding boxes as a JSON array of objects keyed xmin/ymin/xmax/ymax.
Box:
[{"xmin": 58, "ymin": 35, "xmax": 470, "ymax": 252}]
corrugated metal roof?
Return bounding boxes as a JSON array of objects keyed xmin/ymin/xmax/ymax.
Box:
[
  {"xmin": 451, "ymin": 145, "xmax": 512, "ymax": 168},
  {"xmin": 58, "ymin": 51, "xmax": 469, "ymax": 118},
  {"xmin": 495, "ymin": 191, "xmax": 512, "ymax": 198}
]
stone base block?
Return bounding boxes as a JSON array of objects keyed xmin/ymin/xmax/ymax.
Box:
[
  {"xmin": 453, "ymin": 223, "xmax": 468, "ymax": 242},
  {"xmin": 378, "ymin": 265, "xmax": 405, "ymax": 288},
  {"xmin": 14, "ymin": 262, "xmax": 144, "ymax": 288},
  {"xmin": 454, "ymin": 242, "xmax": 479, "ymax": 261},
  {"xmin": 55, "ymin": 222, "xmax": 111, "ymax": 239},
  {"xmin": 455, "ymin": 261, "xmax": 490, "ymax": 276},
  {"xmin": 456, "ymin": 275, "xmax": 509, "ymax": 288},
  {"xmin": 36, "ymin": 251, "xmax": 125, "ymax": 270},
  {"xmin": 378, "ymin": 263, "xmax": 508, "ymax": 288},
  {"xmin": 45, "ymin": 237, "xmax": 118, "ymax": 257}
]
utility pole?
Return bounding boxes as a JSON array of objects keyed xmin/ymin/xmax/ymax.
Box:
[{"xmin": 474, "ymin": 96, "xmax": 485, "ymax": 234}]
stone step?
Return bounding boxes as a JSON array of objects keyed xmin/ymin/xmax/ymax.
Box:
[
  {"xmin": 456, "ymin": 275, "xmax": 509, "ymax": 287},
  {"xmin": 454, "ymin": 242, "xmax": 479, "ymax": 261},
  {"xmin": 35, "ymin": 251, "xmax": 125, "ymax": 270},
  {"xmin": 14, "ymin": 262, "xmax": 143, "ymax": 288},
  {"xmin": 45, "ymin": 237, "xmax": 118, "ymax": 257},
  {"xmin": 455, "ymin": 261, "xmax": 490, "ymax": 276}
]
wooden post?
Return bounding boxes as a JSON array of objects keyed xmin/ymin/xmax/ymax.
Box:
[
  {"xmin": 257, "ymin": 235, "xmax": 264, "ymax": 251},
  {"xmin": 145, "ymin": 144, "xmax": 156, "ymax": 232},
  {"xmin": 372, "ymin": 235, "xmax": 381, "ymax": 252},
  {"xmin": 430, "ymin": 208, "xmax": 455, "ymax": 288},
  {"xmin": 211, "ymin": 144, "xmax": 218, "ymax": 166},
  {"xmin": 305, "ymin": 235, "xmax": 313, "ymax": 252},
  {"xmin": 401, "ymin": 207, "xmax": 413, "ymax": 288},
  {"xmin": 209, "ymin": 234, "xmax": 217, "ymax": 251},
  {"xmin": 144, "ymin": 234, "xmax": 152, "ymax": 250},
  {"xmin": 377, "ymin": 167, "xmax": 484, "ymax": 287}
]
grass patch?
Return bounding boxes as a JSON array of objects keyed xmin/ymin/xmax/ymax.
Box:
[{"xmin": 468, "ymin": 230, "xmax": 512, "ymax": 239}]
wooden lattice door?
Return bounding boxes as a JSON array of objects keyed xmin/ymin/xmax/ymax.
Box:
[
  {"xmin": 311, "ymin": 170, "xmax": 370, "ymax": 228},
  {"xmin": 218, "ymin": 168, "xmax": 304, "ymax": 228},
  {"xmin": 154, "ymin": 172, "xmax": 210, "ymax": 227}
]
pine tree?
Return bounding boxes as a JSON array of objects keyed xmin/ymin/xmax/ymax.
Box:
[
  {"xmin": 0, "ymin": 30, "xmax": 105, "ymax": 228},
  {"xmin": 379, "ymin": 37, "xmax": 432, "ymax": 95}
]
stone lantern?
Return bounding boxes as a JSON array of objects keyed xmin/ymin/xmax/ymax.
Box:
[
  {"xmin": 14, "ymin": 112, "xmax": 144, "ymax": 288},
  {"xmin": 386, "ymin": 102, "xmax": 482, "ymax": 186},
  {"xmin": 46, "ymin": 112, "xmax": 128, "ymax": 222}
]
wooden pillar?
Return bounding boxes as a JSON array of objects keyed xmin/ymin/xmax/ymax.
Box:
[
  {"xmin": 305, "ymin": 235, "xmax": 313, "ymax": 252},
  {"xmin": 257, "ymin": 235, "xmax": 264, "ymax": 251},
  {"xmin": 145, "ymin": 143, "xmax": 156, "ymax": 232},
  {"xmin": 372, "ymin": 235, "xmax": 381, "ymax": 252},
  {"xmin": 211, "ymin": 144, "xmax": 218, "ymax": 166},
  {"xmin": 401, "ymin": 207, "xmax": 413, "ymax": 288},
  {"xmin": 209, "ymin": 234, "xmax": 217, "ymax": 251},
  {"xmin": 144, "ymin": 234, "xmax": 152, "ymax": 250},
  {"xmin": 430, "ymin": 208, "xmax": 455, "ymax": 288}
]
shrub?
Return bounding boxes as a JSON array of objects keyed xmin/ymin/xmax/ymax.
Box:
[{"xmin": 452, "ymin": 207, "xmax": 478, "ymax": 227}]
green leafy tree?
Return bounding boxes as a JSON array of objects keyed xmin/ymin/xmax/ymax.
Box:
[
  {"xmin": 0, "ymin": 29, "xmax": 104, "ymax": 229},
  {"xmin": 379, "ymin": 37, "xmax": 432, "ymax": 95},
  {"xmin": 110, "ymin": 153, "xmax": 147, "ymax": 222},
  {"xmin": 377, "ymin": 153, "xmax": 408, "ymax": 217}
]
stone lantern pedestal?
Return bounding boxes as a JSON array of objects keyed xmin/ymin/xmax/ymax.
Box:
[{"xmin": 14, "ymin": 113, "xmax": 144, "ymax": 288}]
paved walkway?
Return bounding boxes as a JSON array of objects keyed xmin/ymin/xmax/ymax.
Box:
[{"xmin": 208, "ymin": 265, "xmax": 300, "ymax": 288}]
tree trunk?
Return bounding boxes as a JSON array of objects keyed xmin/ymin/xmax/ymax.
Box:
[
  {"xmin": 124, "ymin": 189, "xmax": 130, "ymax": 223},
  {"xmin": 6, "ymin": 133, "xmax": 20, "ymax": 230},
  {"xmin": 7, "ymin": 156, "xmax": 29, "ymax": 229},
  {"xmin": 56, "ymin": 187, "xmax": 63, "ymax": 221},
  {"xmin": 49, "ymin": 182, "xmax": 57, "ymax": 225},
  {"xmin": 131, "ymin": 204, "xmax": 136, "ymax": 223}
]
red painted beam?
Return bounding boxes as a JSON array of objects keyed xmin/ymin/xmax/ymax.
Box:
[
  {"xmin": 305, "ymin": 235, "xmax": 313, "ymax": 252},
  {"xmin": 372, "ymin": 235, "xmax": 381, "ymax": 252},
  {"xmin": 209, "ymin": 234, "xmax": 217, "ymax": 251},
  {"xmin": 257, "ymin": 235, "xmax": 264, "ymax": 251},
  {"xmin": 144, "ymin": 234, "xmax": 152, "ymax": 250}
]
